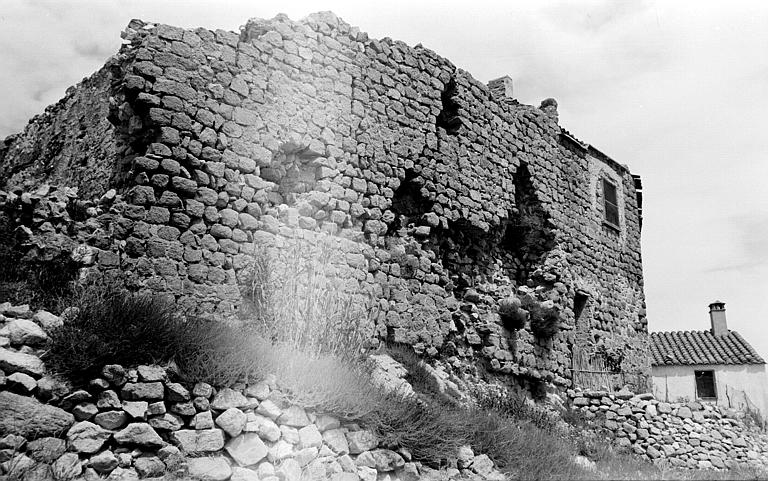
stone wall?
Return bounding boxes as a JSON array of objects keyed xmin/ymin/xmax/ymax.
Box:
[
  {"xmin": 0, "ymin": 302, "xmax": 503, "ymax": 481},
  {"xmin": 0, "ymin": 12, "xmax": 649, "ymax": 390},
  {"xmin": 568, "ymin": 388, "xmax": 768, "ymax": 470}
]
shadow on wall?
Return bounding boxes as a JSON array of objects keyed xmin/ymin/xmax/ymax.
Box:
[{"xmin": 501, "ymin": 162, "xmax": 556, "ymax": 284}]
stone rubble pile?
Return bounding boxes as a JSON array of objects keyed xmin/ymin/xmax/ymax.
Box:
[
  {"xmin": 568, "ymin": 388, "xmax": 768, "ymax": 470},
  {"xmin": 0, "ymin": 302, "xmax": 506, "ymax": 480}
]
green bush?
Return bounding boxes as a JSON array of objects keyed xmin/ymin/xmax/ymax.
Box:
[{"xmin": 43, "ymin": 280, "xmax": 183, "ymax": 383}]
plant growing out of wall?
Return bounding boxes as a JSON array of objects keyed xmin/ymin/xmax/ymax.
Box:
[
  {"xmin": 498, "ymin": 296, "xmax": 528, "ymax": 331},
  {"xmin": 528, "ymin": 300, "xmax": 561, "ymax": 339},
  {"xmin": 594, "ymin": 337, "xmax": 625, "ymax": 373}
]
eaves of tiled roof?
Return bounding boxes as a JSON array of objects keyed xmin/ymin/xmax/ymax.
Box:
[{"xmin": 650, "ymin": 330, "xmax": 765, "ymax": 366}]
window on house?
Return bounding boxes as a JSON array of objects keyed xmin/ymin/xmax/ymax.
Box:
[
  {"xmin": 695, "ymin": 370, "xmax": 716, "ymax": 399},
  {"xmin": 602, "ymin": 178, "xmax": 619, "ymax": 228}
]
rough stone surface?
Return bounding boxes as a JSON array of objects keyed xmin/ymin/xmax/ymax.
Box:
[
  {"xmin": 0, "ymin": 11, "xmax": 650, "ymax": 397},
  {"xmin": 187, "ymin": 456, "xmax": 232, "ymax": 481},
  {"xmin": 170, "ymin": 429, "xmax": 225, "ymax": 454},
  {"xmin": 26, "ymin": 437, "xmax": 66, "ymax": 463},
  {"xmin": 346, "ymin": 430, "xmax": 378, "ymax": 455},
  {"xmin": 67, "ymin": 421, "xmax": 111, "ymax": 454},
  {"xmin": 211, "ymin": 388, "xmax": 249, "ymax": 410},
  {"xmin": 121, "ymin": 382, "xmax": 164, "ymax": 400},
  {"xmin": 215, "ymin": 407, "xmax": 247, "ymax": 437},
  {"xmin": 6, "ymin": 319, "xmax": 48, "ymax": 346},
  {"xmin": 94, "ymin": 410, "xmax": 129, "ymax": 430},
  {"xmin": 52, "ymin": 452, "xmax": 82, "ymax": 480},
  {"xmin": 225, "ymin": 432, "xmax": 269, "ymax": 466},
  {"xmin": 0, "ymin": 348, "xmax": 45, "ymax": 377},
  {"xmin": 0, "ymin": 391, "xmax": 74, "ymax": 438},
  {"xmin": 134, "ymin": 456, "xmax": 165, "ymax": 478},
  {"xmin": 113, "ymin": 423, "xmax": 164, "ymax": 448}
]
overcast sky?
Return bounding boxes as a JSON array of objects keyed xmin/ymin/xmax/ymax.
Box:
[{"xmin": 2, "ymin": 1, "xmax": 767, "ymax": 359}]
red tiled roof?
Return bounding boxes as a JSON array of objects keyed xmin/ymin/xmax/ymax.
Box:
[{"xmin": 650, "ymin": 330, "xmax": 765, "ymax": 366}]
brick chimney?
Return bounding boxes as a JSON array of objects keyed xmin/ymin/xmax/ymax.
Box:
[{"xmin": 709, "ymin": 301, "xmax": 727, "ymax": 336}]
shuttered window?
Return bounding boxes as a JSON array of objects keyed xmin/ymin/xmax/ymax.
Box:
[
  {"xmin": 695, "ymin": 370, "xmax": 716, "ymax": 399},
  {"xmin": 603, "ymin": 179, "xmax": 619, "ymax": 227}
]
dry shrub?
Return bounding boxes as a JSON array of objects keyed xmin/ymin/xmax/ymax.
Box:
[
  {"xmin": 173, "ymin": 319, "xmax": 262, "ymax": 387},
  {"xmin": 254, "ymin": 342, "xmax": 381, "ymax": 420},
  {"xmin": 528, "ymin": 302, "xmax": 561, "ymax": 338},
  {"xmin": 383, "ymin": 343, "xmax": 445, "ymax": 400},
  {"xmin": 44, "ymin": 278, "xmax": 182, "ymax": 384},
  {"xmin": 242, "ymin": 235, "xmax": 376, "ymax": 361},
  {"xmin": 498, "ymin": 296, "xmax": 527, "ymax": 330},
  {"xmin": 364, "ymin": 393, "xmax": 472, "ymax": 464}
]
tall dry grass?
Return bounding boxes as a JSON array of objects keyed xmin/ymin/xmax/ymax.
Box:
[{"xmin": 242, "ymin": 235, "xmax": 375, "ymax": 362}]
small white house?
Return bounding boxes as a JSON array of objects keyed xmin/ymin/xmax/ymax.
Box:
[{"xmin": 651, "ymin": 301, "xmax": 768, "ymax": 416}]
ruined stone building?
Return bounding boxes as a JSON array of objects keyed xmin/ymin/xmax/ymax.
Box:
[{"xmin": 0, "ymin": 12, "xmax": 649, "ymax": 392}]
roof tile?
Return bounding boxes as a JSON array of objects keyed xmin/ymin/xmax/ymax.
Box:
[{"xmin": 650, "ymin": 330, "xmax": 765, "ymax": 366}]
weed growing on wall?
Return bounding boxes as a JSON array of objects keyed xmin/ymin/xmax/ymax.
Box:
[
  {"xmin": 242, "ymin": 235, "xmax": 375, "ymax": 361},
  {"xmin": 498, "ymin": 296, "xmax": 528, "ymax": 331}
]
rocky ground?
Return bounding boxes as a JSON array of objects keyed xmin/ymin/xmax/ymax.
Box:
[{"xmin": 0, "ymin": 301, "xmax": 505, "ymax": 481}]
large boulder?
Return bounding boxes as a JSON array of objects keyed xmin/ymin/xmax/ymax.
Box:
[{"xmin": 0, "ymin": 391, "xmax": 74, "ymax": 438}]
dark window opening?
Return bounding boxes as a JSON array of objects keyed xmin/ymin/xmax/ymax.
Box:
[
  {"xmin": 436, "ymin": 77, "xmax": 462, "ymax": 135},
  {"xmin": 695, "ymin": 370, "xmax": 716, "ymax": 399},
  {"xmin": 388, "ymin": 169, "xmax": 434, "ymax": 235},
  {"xmin": 602, "ymin": 178, "xmax": 619, "ymax": 228},
  {"xmin": 574, "ymin": 290, "xmax": 589, "ymax": 329},
  {"xmin": 501, "ymin": 163, "xmax": 556, "ymax": 283}
]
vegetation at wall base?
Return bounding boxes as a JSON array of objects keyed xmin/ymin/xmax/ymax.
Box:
[
  {"xmin": 43, "ymin": 279, "xmax": 182, "ymax": 383},
  {"xmin": 0, "ymin": 216, "xmax": 79, "ymax": 311}
]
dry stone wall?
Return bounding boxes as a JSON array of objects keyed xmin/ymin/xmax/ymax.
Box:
[
  {"xmin": 0, "ymin": 302, "xmax": 504, "ymax": 481},
  {"xmin": 568, "ymin": 388, "xmax": 768, "ymax": 470},
  {"xmin": 0, "ymin": 12, "xmax": 648, "ymax": 390}
]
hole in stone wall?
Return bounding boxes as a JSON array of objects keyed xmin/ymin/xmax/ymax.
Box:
[
  {"xmin": 436, "ymin": 77, "xmax": 462, "ymax": 135},
  {"xmin": 574, "ymin": 291, "xmax": 589, "ymax": 328},
  {"xmin": 261, "ymin": 143, "xmax": 323, "ymax": 205},
  {"xmin": 502, "ymin": 162, "xmax": 556, "ymax": 283},
  {"xmin": 388, "ymin": 169, "xmax": 433, "ymax": 235}
]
